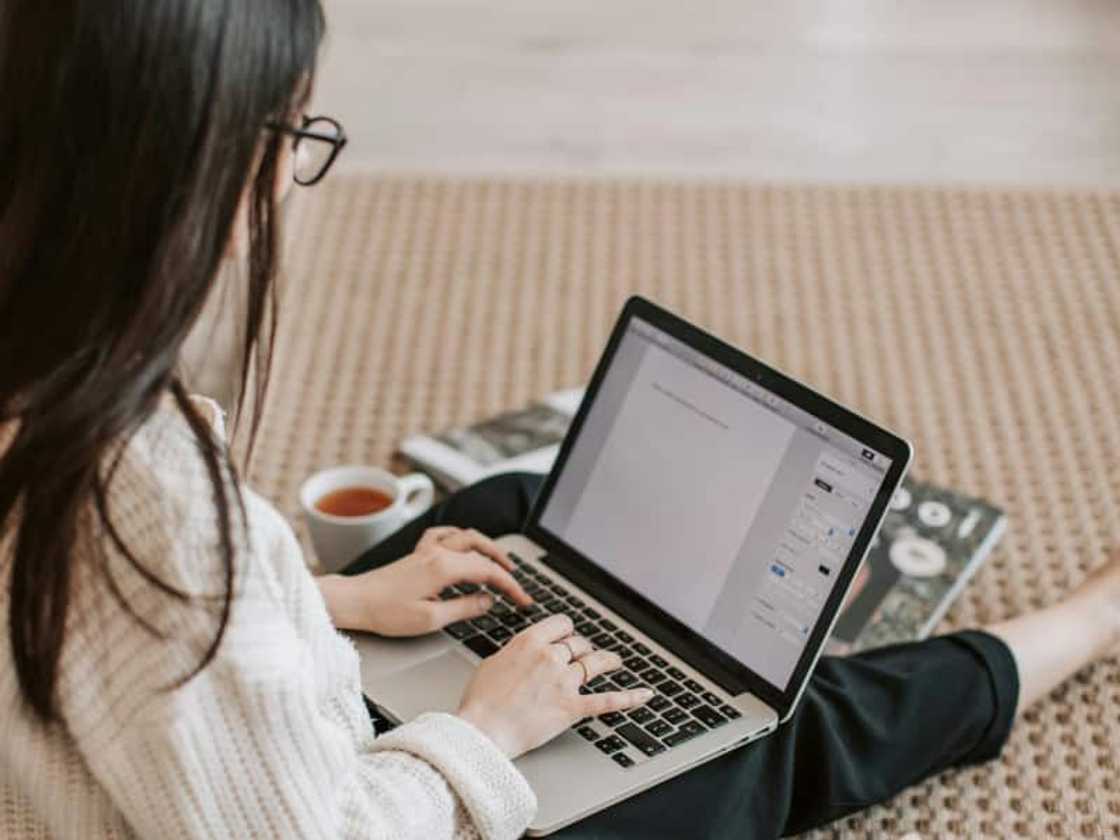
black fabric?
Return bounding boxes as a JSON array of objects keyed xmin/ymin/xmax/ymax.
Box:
[{"xmin": 345, "ymin": 472, "xmax": 1019, "ymax": 839}]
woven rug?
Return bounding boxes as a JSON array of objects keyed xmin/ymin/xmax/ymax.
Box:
[{"xmin": 247, "ymin": 175, "xmax": 1120, "ymax": 839}]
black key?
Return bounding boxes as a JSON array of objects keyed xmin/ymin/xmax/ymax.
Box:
[
  {"xmin": 593, "ymin": 681, "xmax": 616, "ymax": 694},
  {"xmin": 600, "ymin": 619, "xmax": 618, "ymax": 631},
  {"xmin": 616, "ymin": 631, "xmax": 634, "ymax": 643},
  {"xmin": 663, "ymin": 729, "xmax": 700, "ymax": 748},
  {"xmin": 587, "ymin": 675, "xmax": 607, "ymax": 689},
  {"xmin": 445, "ymin": 622, "xmax": 475, "ymax": 640},
  {"xmin": 676, "ymin": 693, "xmax": 700, "ymax": 710},
  {"xmin": 613, "ymin": 645, "xmax": 633, "ymax": 659},
  {"xmin": 509, "ymin": 552, "xmax": 526, "ymax": 567},
  {"xmin": 645, "ymin": 719, "xmax": 672, "ymax": 738},
  {"xmin": 577, "ymin": 725, "xmax": 599, "ymax": 742},
  {"xmin": 595, "ymin": 736, "xmax": 626, "ymax": 754},
  {"xmin": 663, "ymin": 707, "xmax": 689, "ymax": 725},
  {"xmin": 599, "ymin": 711, "xmax": 626, "ymax": 727},
  {"xmin": 616, "ymin": 723, "xmax": 667, "ymax": 757},
  {"xmin": 611, "ymin": 752, "xmax": 634, "ymax": 768},
  {"xmin": 459, "ymin": 582, "xmax": 480, "ymax": 594},
  {"xmin": 679, "ymin": 720, "xmax": 705, "ymax": 737},
  {"xmin": 703, "ymin": 692, "xmax": 722, "ymax": 707},
  {"xmin": 628, "ymin": 707, "xmax": 655, "ymax": 725},
  {"xmin": 692, "ymin": 705, "xmax": 729, "ymax": 729},
  {"xmin": 660, "ymin": 680, "xmax": 683, "ymax": 697},
  {"xmin": 524, "ymin": 584, "xmax": 546, "ymax": 600},
  {"xmin": 512, "ymin": 569, "xmax": 531, "ymax": 583},
  {"xmin": 462, "ymin": 634, "xmax": 499, "ymax": 659},
  {"xmin": 720, "ymin": 704, "xmax": 742, "ymax": 720},
  {"xmin": 684, "ymin": 679, "xmax": 704, "ymax": 694},
  {"xmin": 488, "ymin": 626, "xmax": 513, "ymax": 642},
  {"xmin": 548, "ymin": 583, "xmax": 567, "ymax": 596},
  {"xmin": 523, "ymin": 604, "xmax": 544, "ymax": 617},
  {"xmin": 632, "ymin": 642, "xmax": 652, "ymax": 656},
  {"xmin": 582, "ymin": 607, "xmax": 601, "ymax": 620},
  {"xmin": 622, "ymin": 656, "xmax": 648, "ymax": 672},
  {"xmin": 576, "ymin": 621, "xmax": 599, "ymax": 637},
  {"xmin": 590, "ymin": 633, "xmax": 615, "ymax": 648},
  {"xmin": 649, "ymin": 654, "xmax": 669, "ymax": 668},
  {"xmin": 439, "ymin": 588, "xmax": 457, "ymax": 601},
  {"xmin": 613, "ymin": 671, "xmax": 638, "ymax": 687},
  {"xmin": 667, "ymin": 667, "xmax": 686, "ymax": 681},
  {"xmin": 508, "ymin": 616, "xmax": 530, "ymax": 631},
  {"xmin": 648, "ymin": 695, "xmax": 672, "ymax": 712},
  {"xmin": 500, "ymin": 612, "xmax": 524, "ymax": 627},
  {"xmin": 640, "ymin": 668, "xmax": 667, "ymax": 684},
  {"xmin": 470, "ymin": 615, "xmax": 500, "ymax": 632},
  {"xmin": 492, "ymin": 600, "xmax": 513, "ymax": 615},
  {"xmin": 545, "ymin": 600, "xmax": 567, "ymax": 614},
  {"xmin": 566, "ymin": 596, "xmax": 585, "ymax": 608}
]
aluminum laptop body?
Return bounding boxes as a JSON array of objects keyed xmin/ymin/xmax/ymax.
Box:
[{"xmin": 350, "ymin": 296, "xmax": 912, "ymax": 835}]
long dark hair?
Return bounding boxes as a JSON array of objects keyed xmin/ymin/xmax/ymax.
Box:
[{"xmin": 0, "ymin": 1, "xmax": 325, "ymax": 723}]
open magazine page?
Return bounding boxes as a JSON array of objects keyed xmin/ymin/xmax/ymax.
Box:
[
  {"xmin": 826, "ymin": 479, "xmax": 1007, "ymax": 654},
  {"xmin": 399, "ymin": 388, "xmax": 584, "ymax": 491}
]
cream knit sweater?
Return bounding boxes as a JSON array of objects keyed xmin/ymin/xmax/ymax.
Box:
[{"xmin": 0, "ymin": 397, "xmax": 537, "ymax": 839}]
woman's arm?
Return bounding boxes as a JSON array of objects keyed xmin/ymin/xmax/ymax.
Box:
[
  {"xmin": 64, "ymin": 477, "xmax": 537, "ymax": 839},
  {"xmin": 315, "ymin": 526, "xmax": 531, "ymax": 637}
]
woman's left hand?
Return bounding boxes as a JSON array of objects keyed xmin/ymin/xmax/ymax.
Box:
[{"xmin": 316, "ymin": 526, "xmax": 533, "ymax": 637}]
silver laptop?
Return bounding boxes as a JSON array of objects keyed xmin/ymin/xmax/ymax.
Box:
[{"xmin": 351, "ymin": 296, "xmax": 911, "ymax": 835}]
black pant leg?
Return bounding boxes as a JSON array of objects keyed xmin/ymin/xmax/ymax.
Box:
[
  {"xmin": 557, "ymin": 632, "xmax": 1019, "ymax": 839},
  {"xmin": 341, "ymin": 471, "xmax": 543, "ymax": 576}
]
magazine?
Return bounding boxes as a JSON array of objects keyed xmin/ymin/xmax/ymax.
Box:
[
  {"xmin": 398, "ymin": 388, "xmax": 584, "ymax": 492},
  {"xmin": 824, "ymin": 480, "xmax": 1007, "ymax": 654},
  {"xmin": 398, "ymin": 389, "xmax": 1007, "ymax": 652}
]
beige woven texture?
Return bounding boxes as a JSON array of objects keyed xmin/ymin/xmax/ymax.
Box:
[{"xmin": 249, "ymin": 176, "xmax": 1120, "ymax": 839}]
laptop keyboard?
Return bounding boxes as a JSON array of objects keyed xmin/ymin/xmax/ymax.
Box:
[{"xmin": 440, "ymin": 552, "xmax": 743, "ymax": 770}]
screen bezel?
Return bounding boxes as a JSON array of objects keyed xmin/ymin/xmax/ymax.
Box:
[{"xmin": 524, "ymin": 295, "xmax": 912, "ymax": 719}]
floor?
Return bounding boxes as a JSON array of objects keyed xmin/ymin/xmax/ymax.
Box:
[{"xmin": 313, "ymin": 0, "xmax": 1120, "ymax": 187}]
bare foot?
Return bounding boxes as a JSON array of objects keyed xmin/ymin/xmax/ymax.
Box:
[{"xmin": 1069, "ymin": 549, "xmax": 1120, "ymax": 658}]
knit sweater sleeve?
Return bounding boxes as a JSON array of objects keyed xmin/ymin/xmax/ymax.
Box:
[{"xmin": 56, "ymin": 407, "xmax": 536, "ymax": 839}]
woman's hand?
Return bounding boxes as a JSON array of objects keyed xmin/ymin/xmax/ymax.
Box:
[
  {"xmin": 456, "ymin": 614, "xmax": 654, "ymax": 758},
  {"xmin": 317, "ymin": 526, "xmax": 533, "ymax": 636}
]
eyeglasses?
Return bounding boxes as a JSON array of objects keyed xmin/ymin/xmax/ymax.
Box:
[{"xmin": 266, "ymin": 114, "xmax": 347, "ymax": 186}]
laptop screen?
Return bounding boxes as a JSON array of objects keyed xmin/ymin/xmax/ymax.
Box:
[{"xmin": 538, "ymin": 316, "xmax": 893, "ymax": 692}]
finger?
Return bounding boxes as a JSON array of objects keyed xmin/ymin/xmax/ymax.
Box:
[
  {"xmin": 440, "ymin": 528, "xmax": 514, "ymax": 571},
  {"xmin": 436, "ymin": 548, "xmax": 532, "ymax": 606},
  {"xmin": 418, "ymin": 526, "xmax": 461, "ymax": 551},
  {"xmin": 524, "ymin": 613, "xmax": 574, "ymax": 645},
  {"xmin": 579, "ymin": 687, "xmax": 655, "ymax": 718},
  {"xmin": 570, "ymin": 650, "xmax": 622, "ymax": 682},
  {"xmin": 560, "ymin": 635, "xmax": 594, "ymax": 661},
  {"xmin": 549, "ymin": 635, "xmax": 592, "ymax": 665},
  {"xmin": 427, "ymin": 592, "xmax": 495, "ymax": 629}
]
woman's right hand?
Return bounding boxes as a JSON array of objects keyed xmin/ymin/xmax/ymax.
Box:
[{"xmin": 456, "ymin": 614, "xmax": 654, "ymax": 758}]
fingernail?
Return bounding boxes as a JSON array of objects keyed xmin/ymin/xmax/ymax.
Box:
[
  {"xmin": 638, "ymin": 688, "xmax": 655, "ymax": 701},
  {"xmin": 479, "ymin": 594, "xmax": 493, "ymax": 609}
]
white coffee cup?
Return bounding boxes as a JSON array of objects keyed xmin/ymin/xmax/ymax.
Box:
[{"xmin": 300, "ymin": 465, "xmax": 435, "ymax": 573}]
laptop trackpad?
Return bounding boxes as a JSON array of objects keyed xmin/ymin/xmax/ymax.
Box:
[{"xmin": 372, "ymin": 649, "xmax": 476, "ymax": 723}]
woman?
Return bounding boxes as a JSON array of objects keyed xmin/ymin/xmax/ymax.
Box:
[{"xmin": 1, "ymin": 3, "xmax": 1116, "ymax": 838}]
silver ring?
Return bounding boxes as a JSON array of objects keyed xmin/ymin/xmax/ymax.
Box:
[
  {"xmin": 575, "ymin": 658, "xmax": 590, "ymax": 684},
  {"xmin": 558, "ymin": 638, "xmax": 576, "ymax": 664}
]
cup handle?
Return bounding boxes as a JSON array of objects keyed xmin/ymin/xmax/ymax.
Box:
[{"xmin": 398, "ymin": 473, "xmax": 435, "ymax": 521}]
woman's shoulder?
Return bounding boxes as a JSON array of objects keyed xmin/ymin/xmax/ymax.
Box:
[{"xmin": 82, "ymin": 393, "xmax": 295, "ymax": 602}]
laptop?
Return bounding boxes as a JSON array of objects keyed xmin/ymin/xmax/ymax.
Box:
[{"xmin": 350, "ymin": 296, "xmax": 911, "ymax": 835}]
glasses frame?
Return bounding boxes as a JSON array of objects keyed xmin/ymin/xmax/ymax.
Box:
[{"xmin": 266, "ymin": 114, "xmax": 348, "ymax": 187}]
